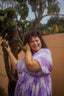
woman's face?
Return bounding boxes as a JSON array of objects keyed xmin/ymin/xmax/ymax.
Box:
[{"xmin": 29, "ymin": 36, "xmax": 42, "ymax": 54}]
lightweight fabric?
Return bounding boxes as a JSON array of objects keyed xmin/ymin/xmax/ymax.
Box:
[{"xmin": 14, "ymin": 48, "xmax": 53, "ymax": 96}]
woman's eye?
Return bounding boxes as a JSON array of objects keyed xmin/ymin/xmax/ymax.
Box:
[
  {"xmin": 30, "ymin": 41, "xmax": 34, "ymax": 43},
  {"xmin": 36, "ymin": 40, "xmax": 38, "ymax": 42}
]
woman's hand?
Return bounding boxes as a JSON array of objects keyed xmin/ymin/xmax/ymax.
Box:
[
  {"xmin": 22, "ymin": 43, "xmax": 31, "ymax": 52},
  {"xmin": 4, "ymin": 45, "xmax": 11, "ymax": 53},
  {"xmin": 25, "ymin": 43, "xmax": 31, "ymax": 51},
  {"xmin": 3, "ymin": 41, "xmax": 11, "ymax": 54},
  {"xmin": 3, "ymin": 41, "xmax": 18, "ymax": 70},
  {"xmin": 25, "ymin": 43, "xmax": 41, "ymax": 72}
]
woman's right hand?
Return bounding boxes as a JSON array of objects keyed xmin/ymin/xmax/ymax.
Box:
[
  {"xmin": 2, "ymin": 40, "xmax": 18, "ymax": 70},
  {"xmin": 2, "ymin": 40, "xmax": 11, "ymax": 53},
  {"xmin": 4, "ymin": 45, "xmax": 11, "ymax": 53}
]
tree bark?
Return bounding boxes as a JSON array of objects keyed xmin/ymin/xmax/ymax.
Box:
[{"xmin": 1, "ymin": 28, "xmax": 19, "ymax": 96}]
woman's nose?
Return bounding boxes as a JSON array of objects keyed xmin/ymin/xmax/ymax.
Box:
[{"xmin": 34, "ymin": 41, "xmax": 37, "ymax": 44}]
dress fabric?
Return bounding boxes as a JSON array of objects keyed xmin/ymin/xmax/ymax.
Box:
[{"xmin": 14, "ymin": 48, "xmax": 53, "ymax": 96}]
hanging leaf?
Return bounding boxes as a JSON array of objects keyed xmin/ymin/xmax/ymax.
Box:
[{"xmin": 55, "ymin": 24, "xmax": 59, "ymax": 32}]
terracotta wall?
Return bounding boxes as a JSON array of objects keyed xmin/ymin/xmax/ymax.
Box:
[
  {"xmin": 0, "ymin": 38, "xmax": 9, "ymax": 94},
  {"xmin": 0, "ymin": 33, "xmax": 64, "ymax": 96},
  {"xmin": 43, "ymin": 33, "xmax": 64, "ymax": 96}
]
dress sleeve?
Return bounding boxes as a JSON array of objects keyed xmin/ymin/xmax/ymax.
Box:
[{"xmin": 33, "ymin": 49, "xmax": 53, "ymax": 75}]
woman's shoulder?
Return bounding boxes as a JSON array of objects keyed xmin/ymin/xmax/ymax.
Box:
[
  {"xmin": 33, "ymin": 48, "xmax": 51, "ymax": 57},
  {"xmin": 40, "ymin": 48, "xmax": 51, "ymax": 52},
  {"xmin": 40, "ymin": 48, "xmax": 52, "ymax": 55}
]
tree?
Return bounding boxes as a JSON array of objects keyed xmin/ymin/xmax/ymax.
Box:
[
  {"xmin": 0, "ymin": 6, "xmax": 30, "ymax": 96},
  {"xmin": 43, "ymin": 16, "xmax": 64, "ymax": 35},
  {"xmin": 0, "ymin": 7, "xmax": 19, "ymax": 96},
  {"xmin": 27, "ymin": 0, "xmax": 62, "ymax": 29}
]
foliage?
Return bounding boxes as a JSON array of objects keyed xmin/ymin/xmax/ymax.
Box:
[
  {"xmin": 14, "ymin": 2, "xmax": 29, "ymax": 20},
  {"xmin": 54, "ymin": 25, "xmax": 59, "ymax": 32},
  {"xmin": 42, "ymin": 17, "xmax": 64, "ymax": 35},
  {"xmin": 0, "ymin": 8, "xmax": 17, "ymax": 39},
  {"xmin": 47, "ymin": 0, "xmax": 60, "ymax": 14},
  {"xmin": 28, "ymin": 0, "xmax": 60, "ymax": 17},
  {"xmin": 0, "ymin": 7, "xmax": 30, "ymax": 41},
  {"xmin": 0, "ymin": 0, "xmax": 62, "ymax": 38}
]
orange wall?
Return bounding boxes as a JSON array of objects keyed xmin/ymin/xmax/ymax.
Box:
[
  {"xmin": 0, "ymin": 33, "xmax": 64, "ymax": 96},
  {"xmin": 43, "ymin": 33, "xmax": 64, "ymax": 96},
  {"xmin": 0, "ymin": 38, "xmax": 9, "ymax": 94}
]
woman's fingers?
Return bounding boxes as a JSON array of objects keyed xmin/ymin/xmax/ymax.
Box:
[
  {"xmin": 4, "ymin": 45, "xmax": 11, "ymax": 53},
  {"xmin": 26, "ymin": 43, "xmax": 31, "ymax": 50},
  {"xmin": 21, "ymin": 43, "xmax": 31, "ymax": 52}
]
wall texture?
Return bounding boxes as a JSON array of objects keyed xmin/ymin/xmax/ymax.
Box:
[
  {"xmin": 43, "ymin": 33, "xmax": 64, "ymax": 96},
  {"xmin": 0, "ymin": 38, "xmax": 9, "ymax": 94},
  {"xmin": 0, "ymin": 33, "xmax": 64, "ymax": 96}
]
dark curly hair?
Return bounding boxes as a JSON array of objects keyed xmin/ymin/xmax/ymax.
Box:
[{"xmin": 23, "ymin": 30, "xmax": 47, "ymax": 48}]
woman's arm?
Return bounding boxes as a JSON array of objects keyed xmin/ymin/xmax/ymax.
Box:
[
  {"xmin": 25, "ymin": 44, "xmax": 41, "ymax": 72},
  {"xmin": 4, "ymin": 46, "xmax": 18, "ymax": 70}
]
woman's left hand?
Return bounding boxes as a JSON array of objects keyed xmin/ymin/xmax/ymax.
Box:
[
  {"xmin": 25, "ymin": 43, "xmax": 31, "ymax": 51},
  {"xmin": 22, "ymin": 43, "xmax": 31, "ymax": 52}
]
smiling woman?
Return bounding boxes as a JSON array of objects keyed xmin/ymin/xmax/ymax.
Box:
[
  {"xmin": 4, "ymin": 30, "xmax": 53, "ymax": 96},
  {"xmin": 29, "ymin": 36, "xmax": 42, "ymax": 54},
  {"xmin": 23, "ymin": 30, "xmax": 47, "ymax": 50}
]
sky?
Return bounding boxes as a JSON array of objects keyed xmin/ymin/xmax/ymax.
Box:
[{"xmin": 26, "ymin": 0, "xmax": 64, "ymax": 24}]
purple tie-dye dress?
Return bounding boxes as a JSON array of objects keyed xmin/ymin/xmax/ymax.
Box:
[{"xmin": 14, "ymin": 48, "xmax": 53, "ymax": 96}]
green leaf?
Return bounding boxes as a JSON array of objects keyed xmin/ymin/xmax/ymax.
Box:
[{"xmin": 0, "ymin": 16, "xmax": 4, "ymax": 22}]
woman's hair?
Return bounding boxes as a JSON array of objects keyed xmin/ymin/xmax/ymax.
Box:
[{"xmin": 23, "ymin": 30, "xmax": 47, "ymax": 48}]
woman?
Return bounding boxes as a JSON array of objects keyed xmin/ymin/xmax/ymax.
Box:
[{"xmin": 5, "ymin": 30, "xmax": 53, "ymax": 96}]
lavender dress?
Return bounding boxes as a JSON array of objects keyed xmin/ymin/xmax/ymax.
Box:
[{"xmin": 14, "ymin": 48, "xmax": 53, "ymax": 96}]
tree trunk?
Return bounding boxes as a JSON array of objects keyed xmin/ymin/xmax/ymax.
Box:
[
  {"xmin": 8, "ymin": 28, "xmax": 18, "ymax": 96},
  {"xmin": 31, "ymin": 16, "xmax": 43, "ymax": 30},
  {"xmin": 2, "ymin": 28, "xmax": 19, "ymax": 96}
]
